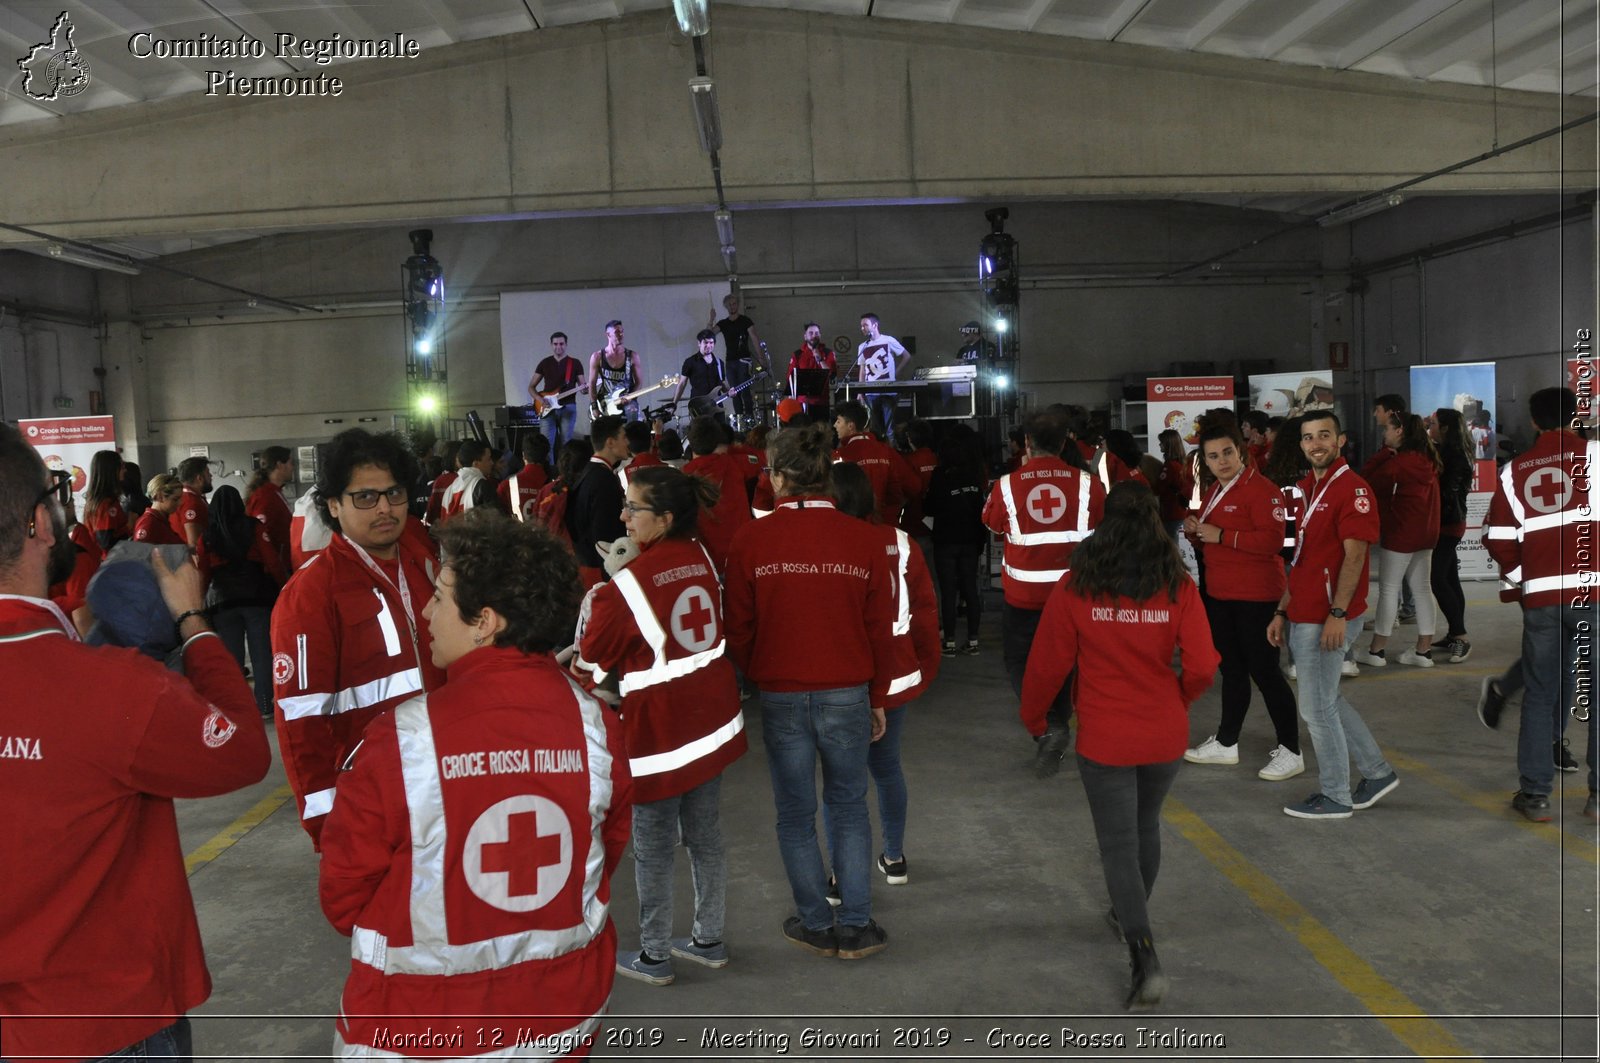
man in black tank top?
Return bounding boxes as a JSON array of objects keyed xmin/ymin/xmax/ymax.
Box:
[{"xmin": 588, "ymin": 319, "xmax": 646, "ymax": 422}]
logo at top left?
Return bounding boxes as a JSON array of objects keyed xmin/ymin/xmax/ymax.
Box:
[{"xmin": 17, "ymin": 12, "xmax": 92, "ymax": 101}]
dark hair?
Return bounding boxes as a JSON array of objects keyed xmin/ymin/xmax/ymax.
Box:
[
  {"xmin": 746, "ymin": 424, "xmax": 771, "ymax": 452},
  {"xmin": 1198, "ymin": 422, "xmax": 1245, "ymax": 453},
  {"xmin": 432, "ymin": 508, "xmax": 579, "ymax": 654},
  {"xmin": 1025, "ymin": 411, "xmax": 1069, "ymax": 457},
  {"xmin": 315, "ymin": 429, "xmax": 420, "ymax": 533},
  {"xmin": 549, "ymin": 331, "xmax": 568, "ymax": 343},
  {"xmin": 246, "ymin": 445, "xmax": 293, "ymax": 494},
  {"xmin": 1066, "ymin": 482, "xmax": 1185, "ymax": 603},
  {"xmin": 1242, "ymin": 410, "xmax": 1270, "ymax": 433},
  {"xmin": 177, "ymin": 456, "xmax": 210, "ymax": 484},
  {"xmin": 1432, "ymin": 408, "xmax": 1472, "ymax": 465},
  {"xmin": 860, "ymin": 312, "xmax": 879, "ymax": 325},
  {"xmin": 835, "ymin": 401, "xmax": 870, "ymax": 434},
  {"xmin": 1374, "ymin": 393, "xmax": 1407, "ymax": 415},
  {"xmin": 624, "ymin": 421, "xmax": 653, "ymax": 453},
  {"xmin": 85, "ymin": 450, "xmax": 122, "ymax": 513},
  {"xmin": 782, "ymin": 412, "xmax": 813, "ymax": 431},
  {"xmin": 120, "ymin": 460, "xmax": 144, "ymax": 496},
  {"xmin": 1530, "ymin": 387, "xmax": 1577, "ymax": 432},
  {"xmin": 203, "ymin": 484, "xmax": 257, "ymax": 563},
  {"xmin": 521, "ymin": 433, "xmax": 551, "ymax": 462},
  {"xmin": 589, "ymin": 415, "xmax": 626, "ymax": 452},
  {"xmin": 1387, "ymin": 412, "xmax": 1442, "ymax": 473},
  {"xmin": 687, "ymin": 416, "xmax": 724, "ymax": 457},
  {"xmin": 657, "ymin": 430, "xmax": 684, "ymax": 462},
  {"xmin": 630, "ymin": 465, "xmax": 717, "ymax": 539},
  {"xmin": 0, "ymin": 423, "xmax": 48, "ymax": 576},
  {"xmin": 1157, "ymin": 429, "xmax": 1185, "ymax": 464},
  {"xmin": 696, "ymin": 328, "xmax": 717, "ymax": 342},
  {"xmin": 1300, "ymin": 408, "xmax": 1342, "ymax": 435},
  {"xmin": 1264, "ymin": 415, "xmax": 1309, "ymax": 487},
  {"xmin": 937, "ymin": 423, "xmax": 986, "ymax": 482},
  {"xmin": 605, "ymin": 319, "xmax": 623, "ymax": 332},
  {"xmin": 768, "ymin": 423, "xmax": 834, "ymax": 496},
  {"xmin": 905, "ymin": 419, "xmax": 933, "ymax": 451},
  {"xmin": 555, "ymin": 439, "xmax": 594, "ymax": 487},
  {"xmin": 803, "ymin": 321, "xmax": 820, "ymax": 332},
  {"xmin": 830, "ymin": 461, "xmax": 877, "ymax": 521},
  {"xmin": 457, "ymin": 440, "xmax": 489, "ymax": 467},
  {"xmin": 1103, "ymin": 429, "xmax": 1143, "ymax": 473}
]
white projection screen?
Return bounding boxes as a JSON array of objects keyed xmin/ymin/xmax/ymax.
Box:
[{"xmin": 499, "ymin": 283, "xmax": 725, "ymax": 433}]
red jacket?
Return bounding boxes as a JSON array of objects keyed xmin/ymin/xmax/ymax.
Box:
[
  {"xmin": 270, "ymin": 531, "xmax": 445, "ymax": 849},
  {"xmin": 1286, "ymin": 460, "xmax": 1380, "ymax": 624},
  {"xmin": 724, "ymin": 496, "xmax": 899, "ymax": 705},
  {"xmin": 246, "ymin": 482, "xmax": 292, "ymax": 569},
  {"xmin": 682, "ymin": 451, "xmax": 754, "ymax": 576},
  {"xmin": 499, "ymin": 463, "xmax": 550, "ymax": 522},
  {"xmin": 881, "ymin": 527, "xmax": 941, "ymax": 709},
  {"xmin": 169, "ymin": 487, "xmax": 208, "ymax": 547},
  {"xmin": 1019, "ymin": 578, "xmax": 1218, "ymax": 765},
  {"xmin": 1362, "ymin": 448, "xmax": 1440, "ymax": 553},
  {"xmin": 577, "ymin": 537, "xmax": 745, "ymax": 802},
  {"xmin": 1078, "ymin": 439, "xmax": 1134, "ymax": 491},
  {"xmin": 751, "ymin": 471, "xmax": 775, "ymax": 518},
  {"xmin": 1484, "ymin": 429, "xmax": 1600, "ymax": 609},
  {"xmin": 982, "ymin": 456, "xmax": 1106, "ymax": 609},
  {"xmin": 1156, "ymin": 459, "xmax": 1189, "ymax": 523},
  {"xmin": 49, "ymin": 525, "xmax": 101, "ymax": 616},
  {"xmin": 896, "ymin": 445, "xmax": 938, "ymax": 535},
  {"xmin": 133, "ymin": 507, "xmax": 184, "ymax": 545},
  {"xmin": 438, "ymin": 467, "xmax": 493, "ymax": 523},
  {"xmin": 289, "ymin": 489, "xmax": 334, "ymax": 570},
  {"xmin": 83, "ymin": 498, "xmax": 129, "ymax": 550},
  {"xmin": 616, "ymin": 451, "xmax": 665, "ymax": 493},
  {"xmin": 0, "ymin": 599, "xmax": 269, "ymax": 1062},
  {"xmin": 425, "ymin": 470, "xmax": 457, "ymax": 525},
  {"xmin": 835, "ymin": 432, "xmax": 919, "ymax": 525},
  {"xmin": 319, "ymin": 648, "xmax": 630, "ymax": 1057},
  {"xmin": 1193, "ymin": 467, "xmax": 1287, "ymax": 602}
]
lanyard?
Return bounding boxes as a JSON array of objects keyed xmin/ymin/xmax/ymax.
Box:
[
  {"xmin": 1291, "ymin": 465, "xmax": 1348, "ymax": 568},
  {"xmin": 0, "ymin": 594, "xmax": 80, "ymax": 641},
  {"xmin": 344, "ymin": 538, "xmax": 418, "ymax": 644},
  {"xmin": 775, "ymin": 498, "xmax": 836, "ymax": 511},
  {"xmin": 1199, "ymin": 467, "xmax": 1250, "ymax": 524}
]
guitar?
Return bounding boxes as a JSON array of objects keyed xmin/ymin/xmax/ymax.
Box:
[
  {"xmin": 688, "ymin": 369, "xmax": 770, "ymax": 415},
  {"xmin": 531, "ymin": 382, "xmax": 585, "ymax": 417},
  {"xmin": 599, "ymin": 375, "xmax": 681, "ymax": 417}
]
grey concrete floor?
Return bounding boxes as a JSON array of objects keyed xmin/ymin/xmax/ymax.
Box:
[{"xmin": 176, "ymin": 579, "xmax": 1599, "ymax": 1061}]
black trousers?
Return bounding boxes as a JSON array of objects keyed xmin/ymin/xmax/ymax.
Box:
[
  {"xmin": 1431, "ymin": 534, "xmax": 1467, "ymax": 640},
  {"xmin": 934, "ymin": 542, "xmax": 982, "ymax": 643},
  {"xmin": 1201, "ymin": 594, "xmax": 1300, "ymax": 753},
  {"xmin": 1077, "ymin": 755, "xmax": 1182, "ymax": 943},
  {"xmin": 1003, "ymin": 601, "xmax": 1072, "ymax": 731}
]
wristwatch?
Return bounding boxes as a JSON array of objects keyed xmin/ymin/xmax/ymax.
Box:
[{"xmin": 1329, "ymin": 607, "xmax": 1348, "ymax": 619}]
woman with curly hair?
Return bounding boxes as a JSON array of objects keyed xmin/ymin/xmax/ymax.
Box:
[
  {"xmin": 1355, "ymin": 412, "xmax": 1441, "ymax": 667},
  {"xmin": 319, "ymin": 508, "xmax": 630, "ymax": 1059},
  {"xmin": 1020, "ymin": 482, "xmax": 1218, "ymax": 1011},
  {"xmin": 577, "ymin": 465, "xmax": 746, "ymax": 986}
]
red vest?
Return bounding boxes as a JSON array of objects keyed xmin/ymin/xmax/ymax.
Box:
[
  {"xmin": 982, "ymin": 457, "xmax": 1105, "ymax": 609},
  {"xmin": 1484, "ymin": 430, "xmax": 1600, "ymax": 609}
]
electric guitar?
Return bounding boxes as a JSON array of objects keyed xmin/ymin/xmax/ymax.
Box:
[
  {"xmin": 599, "ymin": 375, "xmax": 681, "ymax": 417},
  {"xmin": 688, "ymin": 369, "xmax": 770, "ymax": 415},
  {"xmin": 531, "ymin": 382, "xmax": 586, "ymax": 417}
]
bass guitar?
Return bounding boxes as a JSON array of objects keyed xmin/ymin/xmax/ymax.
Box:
[
  {"xmin": 688, "ymin": 369, "xmax": 770, "ymax": 415},
  {"xmin": 599, "ymin": 375, "xmax": 681, "ymax": 417}
]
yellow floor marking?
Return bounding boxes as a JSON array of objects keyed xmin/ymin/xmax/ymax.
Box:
[
  {"xmin": 1164, "ymin": 797, "xmax": 1477, "ymax": 1063},
  {"xmin": 185, "ymin": 783, "xmax": 293, "ymax": 876},
  {"xmin": 1384, "ymin": 750, "xmax": 1598, "ymax": 866}
]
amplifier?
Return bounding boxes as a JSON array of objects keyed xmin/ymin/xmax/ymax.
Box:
[{"xmin": 494, "ymin": 405, "xmax": 540, "ymax": 427}]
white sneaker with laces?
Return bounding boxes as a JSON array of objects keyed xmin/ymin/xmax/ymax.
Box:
[
  {"xmin": 1286, "ymin": 664, "xmax": 1297, "ymax": 680},
  {"xmin": 1354, "ymin": 650, "xmax": 1387, "ymax": 667},
  {"xmin": 1184, "ymin": 735, "xmax": 1239, "ymax": 765},
  {"xmin": 1397, "ymin": 649, "xmax": 1434, "ymax": 668},
  {"xmin": 1259, "ymin": 746, "xmax": 1306, "ymax": 781},
  {"xmin": 1341, "ymin": 660, "xmax": 1360, "ymax": 678}
]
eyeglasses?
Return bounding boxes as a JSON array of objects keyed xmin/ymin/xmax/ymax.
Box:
[
  {"xmin": 623, "ymin": 501, "xmax": 659, "ymax": 516},
  {"xmin": 344, "ymin": 485, "xmax": 408, "ymax": 509},
  {"xmin": 27, "ymin": 470, "xmax": 71, "ymax": 538}
]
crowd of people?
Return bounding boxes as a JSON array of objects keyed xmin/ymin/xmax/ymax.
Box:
[{"xmin": 3, "ymin": 380, "xmax": 1594, "ymax": 1060}]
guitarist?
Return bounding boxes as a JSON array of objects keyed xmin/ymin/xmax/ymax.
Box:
[
  {"xmin": 589, "ymin": 319, "xmax": 647, "ymax": 423},
  {"xmin": 527, "ymin": 331, "xmax": 587, "ymax": 450},
  {"xmin": 669, "ymin": 329, "xmax": 728, "ymax": 416}
]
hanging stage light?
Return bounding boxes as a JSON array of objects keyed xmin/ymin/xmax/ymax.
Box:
[{"xmin": 403, "ymin": 228, "xmax": 447, "ymax": 426}]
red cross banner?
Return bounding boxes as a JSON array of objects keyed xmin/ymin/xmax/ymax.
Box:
[
  {"xmin": 1145, "ymin": 377, "xmax": 1234, "ymax": 457},
  {"xmin": 18, "ymin": 416, "xmax": 117, "ymax": 518}
]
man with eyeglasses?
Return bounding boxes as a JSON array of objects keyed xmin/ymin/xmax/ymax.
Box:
[
  {"xmin": 270, "ymin": 429, "xmax": 447, "ymax": 850},
  {"xmin": 0, "ymin": 423, "xmax": 270, "ymax": 1062}
]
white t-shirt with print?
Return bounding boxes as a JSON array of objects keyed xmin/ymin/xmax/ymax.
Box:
[{"xmin": 856, "ymin": 335, "xmax": 907, "ymax": 382}]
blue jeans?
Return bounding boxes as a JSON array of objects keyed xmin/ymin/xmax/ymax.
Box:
[
  {"xmin": 214, "ymin": 604, "xmax": 272, "ymax": 715},
  {"xmin": 825, "ymin": 705, "xmax": 907, "ymax": 864},
  {"xmin": 1518, "ymin": 604, "xmax": 1597, "ymax": 795},
  {"xmin": 73, "ymin": 1018, "xmax": 193, "ymax": 1061},
  {"xmin": 1003, "ymin": 602, "xmax": 1072, "ymax": 731},
  {"xmin": 541, "ymin": 403, "xmax": 578, "ymax": 452},
  {"xmin": 632, "ymin": 775, "xmax": 726, "ymax": 959},
  {"xmin": 760, "ymin": 685, "xmax": 873, "ymax": 929},
  {"xmin": 1289, "ymin": 617, "xmax": 1393, "ymax": 807}
]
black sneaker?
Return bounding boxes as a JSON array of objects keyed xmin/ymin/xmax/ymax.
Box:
[
  {"xmin": 782, "ymin": 916, "xmax": 837, "ymax": 957},
  {"xmin": 1033, "ymin": 730, "xmax": 1071, "ymax": 779},
  {"xmin": 1477, "ymin": 678, "xmax": 1506, "ymax": 730},
  {"xmin": 1512, "ymin": 791, "xmax": 1553, "ymax": 822},
  {"xmin": 876, "ymin": 853, "xmax": 908, "ymax": 885},
  {"xmin": 941, "ymin": 640, "xmax": 957, "ymax": 658},
  {"xmin": 1556, "ymin": 739, "xmax": 1580, "ymax": 773},
  {"xmin": 836, "ymin": 920, "xmax": 888, "ymax": 960},
  {"xmin": 825, "ymin": 876, "xmax": 841, "ymax": 908},
  {"xmin": 1586, "ymin": 793, "xmax": 1599, "ymax": 824}
]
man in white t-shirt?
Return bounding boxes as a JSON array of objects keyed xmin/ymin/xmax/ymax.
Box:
[{"xmin": 855, "ymin": 312, "xmax": 910, "ymax": 434}]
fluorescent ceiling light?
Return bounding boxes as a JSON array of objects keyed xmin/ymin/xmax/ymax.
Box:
[
  {"xmin": 689, "ymin": 77, "xmax": 721, "ymax": 154},
  {"xmin": 44, "ymin": 242, "xmax": 142, "ymax": 275},
  {"xmin": 1318, "ymin": 193, "xmax": 1404, "ymax": 227},
  {"xmin": 673, "ymin": 0, "xmax": 710, "ymax": 36}
]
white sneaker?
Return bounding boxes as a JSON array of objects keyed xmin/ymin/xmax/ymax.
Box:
[
  {"xmin": 1286, "ymin": 664, "xmax": 1297, "ymax": 680},
  {"xmin": 1184, "ymin": 735, "xmax": 1239, "ymax": 765},
  {"xmin": 1341, "ymin": 660, "xmax": 1360, "ymax": 678},
  {"xmin": 1397, "ymin": 648, "xmax": 1434, "ymax": 668},
  {"xmin": 1259, "ymin": 746, "xmax": 1306, "ymax": 781},
  {"xmin": 1354, "ymin": 650, "xmax": 1387, "ymax": 667}
]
